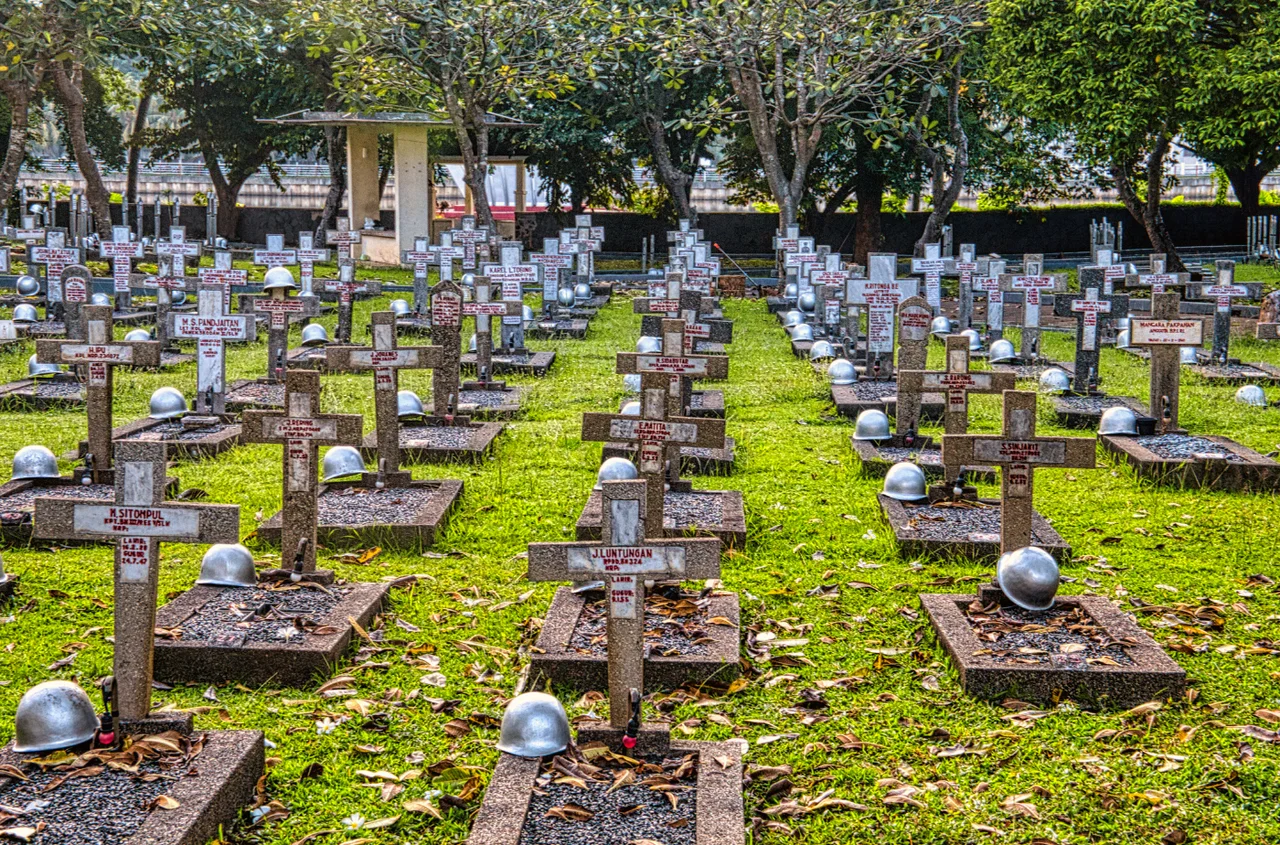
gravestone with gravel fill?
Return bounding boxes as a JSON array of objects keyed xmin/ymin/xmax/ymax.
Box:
[{"xmin": 1185, "ymin": 260, "xmax": 1277, "ymax": 382}]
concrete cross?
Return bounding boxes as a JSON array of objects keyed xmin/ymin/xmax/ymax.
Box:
[
  {"xmin": 428, "ymin": 279, "xmax": 466, "ymax": 418},
  {"xmin": 1123, "ymin": 253, "xmax": 1190, "ymax": 296},
  {"xmin": 172, "ymin": 283, "xmax": 250, "ymax": 416},
  {"xmin": 463, "ymin": 275, "xmax": 522, "ymax": 386},
  {"xmin": 954, "ymin": 244, "xmax": 980, "ymax": 330},
  {"xmin": 36, "ymin": 305, "xmax": 161, "ymax": 483},
  {"xmin": 483, "ymin": 241, "xmax": 538, "ymax": 352},
  {"xmin": 809, "ymin": 254, "xmax": 852, "ymax": 313},
  {"xmin": 1000, "ymin": 254, "xmax": 1065, "ymax": 360},
  {"xmin": 911, "ymin": 242, "xmax": 947, "ymax": 313},
  {"xmin": 141, "ymin": 255, "xmax": 189, "ymax": 351},
  {"xmin": 253, "ymin": 233, "xmax": 298, "ymax": 272},
  {"xmin": 1094, "ymin": 249, "xmax": 1127, "ymax": 295},
  {"xmin": 848, "ymin": 253, "xmax": 919, "ymax": 378},
  {"xmin": 155, "ymin": 225, "xmax": 202, "ymax": 279},
  {"xmin": 886, "ymin": 295, "xmax": 936, "ymax": 428},
  {"xmin": 295, "ymin": 233, "xmax": 331, "ymax": 299},
  {"xmin": 199, "ymin": 251, "xmax": 247, "ymax": 322},
  {"xmin": 941, "ymin": 390, "xmax": 1096, "ymax": 554},
  {"xmin": 247, "ymin": 276, "xmax": 320, "ymax": 383},
  {"xmin": 1190, "ymin": 260, "xmax": 1259, "ymax": 364},
  {"xmin": 1053, "ymin": 272, "xmax": 1129, "ymax": 394},
  {"xmin": 13, "ymin": 217, "xmax": 46, "ymax": 286},
  {"xmin": 241, "ymin": 370, "xmax": 364, "ymax": 573},
  {"xmin": 899, "ymin": 335, "xmax": 1016, "ymax": 482},
  {"xmin": 31, "ymin": 230, "xmax": 79, "ymax": 313},
  {"xmin": 324, "ymin": 261, "xmax": 381, "ymax": 343},
  {"xmin": 326, "ymin": 311, "xmax": 444, "ymax": 479},
  {"xmin": 35, "ymin": 441, "xmax": 238, "ymax": 723},
  {"xmin": 402, "ymin": 236, "xmax": 435, "ymax": 315},
  {"xmin": 526, "ymin": 479, "xmax": 721, "ymax": 733},
  {"xmin": 324, "ymin": 218, "xmax": 362, "ymax": 263},
  {"xmin": 450, "ymin": 217, "xmax": 487, "ymax": 270},
  {"xmin": 1129, "ymin": 291, "xmax": 1202, "ymax": 432},
  {"xmin": 99, "ymin": 226, "xmax": 143, "ymax": 308},
  {"xmin": 532, "ymin": 236, "xmax": 574, "ymax": 315},
  {"xmin": 639, "ymin": 290, "xmax": 729, "ymax": 354},
  {"xmin": 430, "ymin": 236, "xmax": 466, "ymax": 284},
  {"xmin": 971, "ymin": 258, "xmax": 1007, "ymax": 340}
]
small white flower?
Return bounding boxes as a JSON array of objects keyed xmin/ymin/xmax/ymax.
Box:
[
  {"xmin": 342, "ymin": 813, "xmax": 366, "ymax": 830},
  {"xmin": 315, "ymin": 717, "xmax": 339, "ymax": 735},
  {"xmin": 249, "ymin": 806, "xmax": 272, "ymax": 823},
  {"xmin": 861, "ymin": 530, "xmax": 877, "ymax": 541}
]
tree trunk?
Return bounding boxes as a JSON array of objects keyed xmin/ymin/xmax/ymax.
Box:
[
  {"xmin": 641, "ymin": 110, "xmax": 693, "ymax": 222},
  {"xmin": 315, "ymin": 126, "xmax": 346, "ymax": 243},
  {"xmin": 199, "ymin": 139, "xmax": 255, "ymax": 240},
  {"xmin": 125, "ymin": 80, "xmax": 152, "ymax": 215},
  {"xmin": 0, "ymin": 78, "xmax": 37, "ymax": 225},
  {"xmin": 913, "ymin": 64, "xmax": 968, "ymax": 255},
  {"xmin": 853, "ymin": 161, "xmax": 885, "ymax": 266},
  {"xmin": 1225, "ymin": 160, "xmax": 1268, "ymax": 218},
  {"xmin": 725, "ymin": 63, "xmax": 798, "ymax": 230},
  {"xmin": 1111, "ymin": 142, "xmax": 1185, "ymax": 272},
  {"xmin": 50, "ymin": 64, "xmax": 113, "ymax": 239},
  {"xmin": 810, "ymin": 177, "xmax": 856, "ymax": 248}
]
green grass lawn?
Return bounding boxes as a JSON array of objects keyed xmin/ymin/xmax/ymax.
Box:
[{"xmin": 1, "ymin": 277, "xmax": 1279, "ymax": 844}]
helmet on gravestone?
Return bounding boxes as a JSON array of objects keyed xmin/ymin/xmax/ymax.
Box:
[
  {"xmin": 594, "ymin": 456, "xmax": 639, "ymax": 490},
  {"xmin": 557, "ymin": 287, "xmax": 575, "ymax": 307},
  {"xmin": 171, "ymin": 290, "xmax": 187, "ymax": 307},
  {"xmin": 390, "ymin": 299, "xmax": 411, "ymax": 317},
  {"xmin": 784, "ymin": 283, "xmax": 798, "ymax": 300},
  {"xmin": 620, "ymin": 400, "xmax": 641, "ymax": 416},
  {"xmin": 636, "ymin": 336, "xmax": 661, "ymax": 354},
  {"xmin": 124, "ymin": 328, "xmax": 152, "ymax": 343},
  {"xmin": 799, "ymin": 292, "xmax": 817, "ymax": 313},
  {"xmin": 882, "ymin": 462, "xmax": 928, "ymax": 502},
  {"xmin": 148, "ymin": 387, "xmax": 188, "ymax": 420},
  {"xmin": 1115, "ymin": 329, "xmax": 1132, "ymax": 350},
  {"xmin": 1179, "ymin": 346, "xmax": 1200, "ymax": 365},
  {"xmin": 461, "ymin": 273, "xmax": 476, "ymax": 287},
  {"xmin": 961, "ymin": 328, "xmax": 983, "ymax": 351},
  {"xmin": 195, "ymin": 544, "xmax": 257, "ymax": 588},
  {"xmin": 853, "ymin": 409, "xmax": 891, "ymax": 441},
  {"xmin": 574, "ymin": 283, "xmax": 591, "ymax": 300},
  {"xmin": 809, "ymin": 340, "xmax": 836, "ymax": 361},
  {"xmin": 1115, "ymin": 317, "xmax": 1130, "ymax": 333},
  {"xmin": 988, "ymin": 339, "xmax": 1017, "ymax": 364},
  {"xmin": 1235, "ymin": 385, "xmax": 1268, "ymax": 407},
  {"xmin": 12, "ymin": 445, "xmax": 59, "ymax": 481},
  {"xmin": 262, "ymin": 266, "xmax": 297, "ymax": 292},
  {"xmin": 827, "ymin": 358, "xmax": 856, "ymax": 385},
  {"xmin": 782, "ymin": 310, "xmax": 804, "ymax": 328},
  {"xmin": 300, "ymin": 323, "xmax": 330, "ymax": 347},
  {"xmin": 27, "ymin": 354, "xmax": 59, "ymax": 379},
  {"xmin": 623, "ymin": 373, "xmax": 641, "ymax": 393},
  {"xmin": 468, "ymin": 333, "xmax": 478, "ymax": 353},
  {"xmin": 1038, "ymin": 367, "xmax": 1070, "ymax": 394},
  {"xmin": 13, "ymin": 304, "xmax": 38, "ymax": 324},
  {"xmin": 996, "ymin": 546, "xmax": 1060, "ymax": 611},
  {"xmin": 322, "ymin": 446, "xmax": 366, "ymax": 482},
  {"xmin": 496, "ymin": 691, "xmax": 571, "ymax": 758},
  {"xmin": 16, "ymin": 275, "xmax": 40, "ymax": 297},
  {"xmin": 90, "ymin": 292, "xmax": 112, "ymax": 307},
  {"xmin": 397, "ymin": 390, "xmax": 426, "ymax": 421},
  {"xmin": 13, "ymin": 680, "xmax": 100, "ymax": 754},
  {"xmin": 790, "ymin": 323, "xmax": 814, "ymax": 342},
  {"xmin": 215, "ymin": 238, "xmax": 228, "ymax": 249},
  {"xmin": 522, "ymin": 305, "xmax": 534, "ymax": 323},
  {"xmin": 930, "ymin": 316, "xmax": 953, "ymax": 337},
  {"xmin": 1098, "ymin": 406, "xmax": 1139, "ymax": 436}
]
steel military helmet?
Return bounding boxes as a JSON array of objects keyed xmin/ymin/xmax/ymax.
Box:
[
  {"xmin": 574, "ymin": 283, "xmax": 591, "ymax": 300},
  {"xmin": 1235, "ymin": 385, "xmax": 1268, "ymax": 407},
  {"xmin": 790, "ymin": 323, "xmax": 814, "ymax": 342},
  {"xmin": 882, "ymin": 461, "xmax": 928, "ymax": 502},
  {"xmin": 27, "ymin": 354, "xmax": 59, "ymax": 379},
  {"xmin": 557, "ymin": 287, "xmax": 575, "ymax": 307},
  {"xmin": 784, "ymin": 283, "xmax": 798, "ymax": 300},
  {"xmin": 397, "ymin": 390, "xmax": 426, "ymax": 421},
  {"xmin": 390, "ymin": 299, "xmax": 412, "ymax": 317},
  {"xmin": 196, "ymin": 544, "xmax": 257, "ymax": 588},
  {"xmin": 623, "ymin": 373, "xmax": 641, "ymax": 392},
  {"xmin": 461, "ymin": 273, "xmax": 477, "ymax": 287},
  {"xmin": 620, "ymin": 400, "xmax": 641, "ymax": 416},
  {"xmin": 594, "ymin": 456, "xmax": 639, "ymax": 490},
  {"xmin": 12, "ymin": 445, "xmax": 59, "ymax": 481},
  {"xmin": 1114, "ymin": 329, "xmax": 1132, "ymax": 350},
  {"xmin": 522, "ymin": 305, "xmax": 535, "ymax": 323},
  {"xmin": 13, "ymin": 680, "xmax": 100, "ymax": 754},
  {"xmin": 930, "ymin": 316, "xmax": 953, "ymax": 337},
  {"xmin": 636, "ymin": 336, "xmax": 661, "ymax": 354},
  {"xmin": 988, "ymin": 338, "xmax": 1017, "ymax": 364},
  {"xmin": 960, "ymin": 328, "xmax": 983, "ymax": 351},
  {"xmin": 262, "ymin": 266, "xmax": 297, "ymax": 292},
  {"xmin": 1115, "ymin": 317, "xmax": 1130, "ymax": 333},
  {"xmin": 90, "ymin": 292, "xmax": 111, "ymax": 307},
  {"xmin": 827, "ymin": 358, "xmax": 856, "ymax": 385},
  {"xmin": 853, "ymin": 408, "xmax": 891, "ymax": 441},
  {"xmin": 798, "ymin": 292, "xmax": 817, "ymax": 313},
  {"xmin": 148, "ymin": 387, "xmax": 188, "ymax": 420},
  {"xmin": 1098, "ymin": 406, "xmax": 1139, "ymax": 436},
  {"xmin": 301, "ymin": 323, "xmax": 330, "ymax": 347},
  {"xmin": 496, "ymin": 692, "xmax": 571, "ymax": 758},
  {"xmin": 782, "ymin": 310, "xmax": 804, "ymax": 328},
  {"xmin": 13, "ymin": 304, "xmax": 38, "ymax": 324},
  {"xmin": 468, "ymin": 333, "xmax": 478, "ymax": 353},
  {"xmin": 16, "ymin": 275, "xmax": 40, "ymax": 297},
  {"xmin": 322, "ymin": 446, "xmax": 366, "ymax": 482},
  {"xmin": 1038, "ymin": 367, "xmax": 1071, "ymax": 394},
  {"xmin": 809, "ymin": 340, "xmax": 836, "ymax": 360},
  {"xmin": 996, "ymin": 546, "xmax": 1060, "ymax": 611},
  {"xmin": 124, "ymin": 328, "xmax": 152, "ymax": 342},
  {"xmin": 1179, "ymin": 346, "xmax": 1199, "ymax": 365}
]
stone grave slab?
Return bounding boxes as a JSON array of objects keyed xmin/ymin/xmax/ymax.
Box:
[
  {"xmin": 225, "ymin": 378, "xmax": 285, "ymax": 412},
  {"xmin": 1186, "ymin": 359, "xmax": 1280, "ymax": 385},
  {"xmin": 0, "ymin": 372, "xmax": 85, "ymax": 410},
  {"xmin": 286, "ymin": 343, "xmax": 351, "ymax": 371},
  {"xmin": 378, "ymin": 421, "xmax": 505, "ymax": 463},
  {"xmin": 259, "ymin": 478, "xmax": 463, "ymax": 549},
  {"xmin": 1100, "ymin": 433, "xmax": 1280, "ymax": 491},
  {"xmin": 1049, "ymin": 393, "xmax": 1149, "ymax": 430},
  {"xmin": 878, "ymin": 494, "xmax": 1070, "ymax": 563},
  {"xmin": 460, "ymin": 347, "xmax": 556, "ymax": 377},
  {"xmin": 990, "ymin": 358, "xmax": 1076, "ymax": 382},
  {"xmin": 851, "ymin": 435, "xmax": 996, "ymax": 483},
  {"xmin": 685, "ymin": 389, "xmax": 726, "ymax": 418},
  {"xmin": 831, "ymin": 378, "xmax": 943, "ymax": 420},
  {"xmin": 526, "ymin": 316, "xmax": 589, "ymax": 339},
  {"xmin": 576, "ymin": 487, "xmax": 746, "ymax": 549},
  {"xmin": 78, "ymin": 415, "xmax": 243, "ymax": 461},
  {"xmin": 920, "ymin": 586, "xmax": 1185, "ymax": 708},
  {"xmin": 0, "ymin": 474, "xmax": 182, "ymax": 546},
  {"xmin": 153, "ymin": 580, "xmax": 390, "ymax": 687}
]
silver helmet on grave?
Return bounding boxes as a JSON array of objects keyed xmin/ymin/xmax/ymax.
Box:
[
  {"xmin": 798, "ymin": 292, "xmax": 817, "ymax": 313},
  {"xmin": 390, "ymin": 299, "xmax": 412, "ymax": 317},
  {"xmin": 996, "ymin": 546, "xmax": 1060, "ymax": 611},
  {"xmin": 1114, "ymin": 329, "xmax": 1131, "ymax": 350},
  {"xmin": 809, "ymin": 340, "xmax": 836, "ymax": 361},
  {"xmin": 782, "ymin": 310, "xmax": 804, "ymax": 328},
  {"xmin": 1098, "ymin": 406, "xmax": 1139, "ymax": 436},
  {"xmin": 784, "ymin": 283, "xmax": 798, "ymax": 300},
  {"xmin": 300, "ymin": 323, "xmax": 330, "ymax": 347},
  {"xmin": 557, "ymin": 287, "xmax": 575, "ymax": 307},
  {"xmin": 148, "ymin": 387, "xmax": 188, "ymax": 420},
  {"xmin": 321, "ymin": 446, "xmax": 366, "ymax": 482},
  {"xmin": 522, "ymin": 305, "xmax": 535, "ymax": 323},
  {"xmin": 636, "ymin": 336, "xmax": 661, "ymax": 354},
  {"xmin": 1235, "ymin": 385, "xmax": 1268, "ymax": 407},
  {"xmin": 620, "ymin": 400, "xmax": 641, "ymax": 416},
  {"xmin": 882, "ymin": 461, "xmax": 928, "ymax": 502},
  {"xmin": 827, "ymin": 358, "xmax": 856, "ymax": 385},
  {"xmin": 13, "ymin": 681, "xmax": 100, "ymax": 753},
  {"xmin": 13, "ymin": 304, "xmax": 38, "ymax": 324},
  {"xmin": 960, "ymin": 328, "xmax": 983, "ymax": 352},
  {"xmin": 623, "ymin": 373, "xmax": 641, "ymax": 392},
  {"xmin": 1038, "ymin": 367, "xmax": 1071, "ymax": 394},
  {"xmin": 196, "ymin": 544, "xmax": 257, "ymax": 588},
  {"xmin": 90, "ymin": 292, "xmax": 111, "ymax": 307},
  {"xmin": 495, "ymin": 692, "xmax": 571, "ymax": 758},
  {"xmin": 16, "ymin": 275, "xmax": 40, "ymax": 297},
  {"xmin": 574, "ymin": 283, "xmax": 591, "ymax": 300},
  {"xmin": 988, "ymin": 338, "xmax": 1017, "ymax": 364},
  {"xmin": 397, "ymin": 390, "xmax": 426, "ymax": 421},
  {"xmin": 853, "ymin": 409, "xmax": 891, "ymax": 441},
  {"xmin": 124, "ymin": 328, "xmax": 152, "ymax": 342},
  {"xmin": 930, "ymin": 316, "xmax": 953, "ymax": 337},
  {"xmin": 1179, "ymin": 346, "xmax": 1199, "ymax": 365},
  {"xmin": 594, "ymin": 457, "xmax": 639, "ymax": 490},
  {"xmin": 27, "ymin": 354, "xmax": 59, "ymax": 379},
  {"xmin": 262, "ymin": 266, "xmax": 297, "ymax": 292},
  {"xmin": 790, "ymin": 323, "xmax": 814, "ymax": 342},
  {"xmin": 461, "ymin": 273, "xmax": 477, "ymax": 287},
  {"xmin": 12, "ymin": 445, "xmax": 59, "ymax": 481}
]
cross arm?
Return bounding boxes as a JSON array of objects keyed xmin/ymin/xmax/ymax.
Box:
[
  {"xmin": 324, "ymin": 344, "xmax": 445, "ymax": 372},
  {"xmin": 35, "ymin": 338, "xmax": 162, "ymax": 369},
  {"xmin": 614, "ymin": 352, "xmax": 730, "ymax": 380},
  {"xmin": 33, "ymin": 499, "xmax": 239, "ymax": 543},
  {"xmin": 526, "ymin": 536, "xmax": 723, "ymax": 583},
  {"xmin": 942, "ymin": 434, "xmax": 1097, "ymax": 469},
  {"xmin": 581, "ymin": 413, "xmax": 726, "ymax": 449},
  {"xmin": 240, "ymin": 409, "xmax": 365, "ymax": 446}
]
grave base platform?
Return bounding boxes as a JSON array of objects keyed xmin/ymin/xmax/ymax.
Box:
[
  {"xmin": 0, "ymin": 373, "xmax": 85, "ymax": 410},
  {"xmin": 154, "ymin": 581, "xmax": 390, "ymax": 687},
  {"xmin": 1050, "ymin": 392, "xmax": 1148, "ymax": 429},
  {"xmin": 878, "ymin": 493, "xmax": 1070, "ymax": 563},
  {"xmin": 83, "ymin": 416, "xmax": 242, "ymax": 461},
  {"xmin": 286, "ymin": 345, "xmax": 345, "ymax": 370},
  {"xmin": 990, "ymin": 358, "xmax": 1075, "ymax": 381},
  {"xmin": 456, "ymin": 384, "xmax": 524, "ymax": 418},
  {"xmin": 920, "ymin": 590, "xmax": 1185, "ymax": 708},
  {"xmin": 460, "ymin": 349, "xmax": 556, "ymax": 377},
  {"xmin": 1101, "ymin": 433, "xmax": 1280, "ymax": 491},
  {"xmin": 259, "ymin": 478, "xmax": 463, "ymax": 549},
  {"xmin": 370, "ymin": 420, "xmax": 504, "ymax": 463},
  {"xmin": 576, "ymin": 488, "xmax": 745, "ymax": 548},
  {"xmin": 226, "ymin": 378, "xmax": 284, "ymax": 412},
  {"xmin": 1187, "ymin": 359, "xmax": 1280, "ymax": 385},
  {"xmin": 393, "ymin": 314, "xmax": 434, "ymax": 336},
  {"xmin": 686, "ymin": 389, "xmax": 725, "ymax": 418},
  {"xmin": 0, "ymin": 475, "xmax": 180, "ymax": 546},
  {"xmin": 527, "ymin": 318, "xmax": 589, "ymax": 339},
  {"xmin": 0, "ymin": 729, "xmax": 263, "ymax": 845},
  {"xmin": 530, "ymin": 587, "xmax": 740, "ymax": 690},
  {"xmin": 766, "ymin": 295, "xmax": 793, "ymax": 314},
  {"xmin": 851, "ymin": 435, "xmax": 997, "ymax": 483},
  {"xmin": 603, "ymin": 436, "xmax": 736, "ymax": 475},
  {"xmin": 831, "ymin": 379, "xmax": 944, "ymax": 421},
  {"xmin": 157, "ymin": 349, "xmax": 195, "ymax": 368},
  {"xmin": 590, "ymin": 282, "xmax": 613, "ymax": 298},
  {"xmin": 467, "ymin": 739, "xmax": 743, "ymax": 845}
]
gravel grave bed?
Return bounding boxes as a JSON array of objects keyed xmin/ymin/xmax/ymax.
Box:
[
  {"xmin": 900, "ymin": 501, "xmax": 1057, "ymax": 543},
  {"xmin": 570, "ymin": 588, "xmax": 714, "ymax": 657},
  {"xmin": 399, "ymin": 425, "xmax": 477, "ymax": 449},
  {"xmin": 967, "ymin": 602, "xmax": 1136, "ymax": 667},
  {"xmin": 290, "ymin": 349, "xmax": 328, "ymax": 363},
  {"xmin": 1134, "ymin": 434, "xmax": 1248, "ymax": 463},
  {"xmin": 28, "ymin": 320, "xmax": 65, "ymax": 332},
  {"xmin": 1056, "ymin": 394, "xmax": 1137, "ymax": 413},
  {"xmin": 993, "ymin": 363, "xmax": 1061, "ymax": 380},
  {"xmin": 875, "ymin": 446, "xmax": 943, "ymax": 467},
  {"xmin": 681, "ymin": 445, "xmax": 723, "ymax": 459},
  {"xmin": 520, "ymin": 752, "xmax": 698, "ymax": 845},
  {"xmin": 665, "ymin": 492, "xmax": 724, "ymax": 530},
  {"xmin": 120, "ymin": 422, "xmax": 235, "ymax": 442},
  {"xmin": 1194, "ymin": 363, "xmax": 1272, "ymax": 379},
  {"xmin": 167, "ymin": 583, "xmax": 352, "ymax": 645},
  {"xmin": 318, "ymin": 485, "xmax": 436, "ymax": 525},
  {"xmin": 850, "ymin": 381, "xmax": 898, "ymax": 401},
  {"xmin": 159, "ymin": 351, "xmax": 190, "ymax": 366},
  {"xmin": 0, "ymin": 737, "xmax": 199, "ymax": 845},
  {"xmin": 228, "ymin": 383, "xmax": 284, "ymax": 405},
  {"xmin": 459, "ymin": 389, "xmax": 515, "ymax": 408},
  {"xmin": 495, "ymin": 353, "xmax": 534, "ymax": 365},
  {"xmin": 0, "ymin": 483, "xmax": 115, "ymax": 512},
  {"xmin": 26, "ymin": 381, "xmax": 84, "ymax": 399}
]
